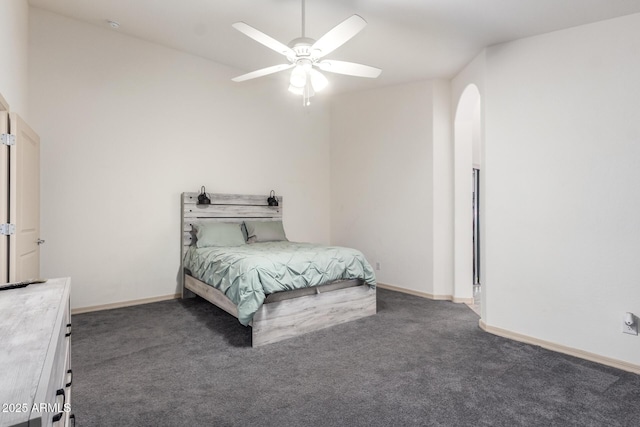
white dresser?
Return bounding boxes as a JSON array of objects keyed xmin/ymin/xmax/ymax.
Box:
[{"xmin": 0, "ymin": 278, "xmax": 73, "ymax": 427}]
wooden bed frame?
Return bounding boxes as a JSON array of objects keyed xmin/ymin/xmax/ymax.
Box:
[{"xmin": 180, "ymin": 192, "xmax": 376, "ymax": 347}]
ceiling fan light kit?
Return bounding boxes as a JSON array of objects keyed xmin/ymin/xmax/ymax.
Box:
[{"xmin": 231, "ymin": 0, "xmax": 381, "ymax": 106}]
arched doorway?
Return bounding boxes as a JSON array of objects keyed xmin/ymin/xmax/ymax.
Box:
[{"xmin": 454, "ymin": 84, "xmax": 481, "ymax": 306}]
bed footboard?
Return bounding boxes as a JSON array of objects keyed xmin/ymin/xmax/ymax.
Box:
[
  {"xmin": 183, "ymin": 272, "xmax": 376, "ymax": 347},
  {"xmin": 252, "ymin": 285, "xmax": 376, "ymax": 347}
]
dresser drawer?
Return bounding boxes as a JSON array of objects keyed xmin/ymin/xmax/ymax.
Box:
[{"xmin": 38, "ymin": 295, "xmax": 71, "ymax": 426}]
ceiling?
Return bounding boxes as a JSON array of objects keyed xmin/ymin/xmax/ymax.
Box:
[{"xmin": 28, "ymin": 0, "xmax": 640, "ymax": 94}]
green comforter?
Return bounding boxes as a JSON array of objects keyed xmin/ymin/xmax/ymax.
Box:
[{"xmin": 183, "ymin": 241, "xmax": 376, "ymax": 325}]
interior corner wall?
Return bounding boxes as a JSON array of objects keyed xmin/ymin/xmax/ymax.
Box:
[
  {"xmin": 28, "ymin": 8, "xmax": 331, "ymax": 310},
  {"xmin": 431, "ymin": 79, "xmax": 454, "ymax": 297},
  {"xmin": 330, "ymin": 80, "xmax": 440, "ymax": 296},
  {"xmin": 0, "ymin": 0, "xmax": 29, "ymax": 116},
  {"xmin": 484, "ymin": 13, "xmax": 640, "ymax": 366}
]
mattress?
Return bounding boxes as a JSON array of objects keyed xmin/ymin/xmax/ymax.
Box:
[{"xmin": 183, "ymin": 241, "xmax": 376, "ymax": 325}]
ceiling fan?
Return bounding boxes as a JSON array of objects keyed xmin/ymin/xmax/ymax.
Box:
[{"xmin": 231, "ymin": 0, "xmax": 382, "ymax": 106}]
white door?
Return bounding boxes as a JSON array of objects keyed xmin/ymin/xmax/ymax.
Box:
[
  {"xmin": 8, "ymin": 113, "xmax": 41, "ymax": 282},
  {"xmin": 0, "ymin": 111, "xmax": 8, "ymax": 283}
]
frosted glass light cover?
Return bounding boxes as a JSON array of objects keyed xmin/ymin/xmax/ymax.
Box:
[
  {"xmin": 310, "ymin": 69, "xmax": 328, "ymax": 92},
  {"xmin": 290, "ymin": 66, "xmax": 307, "ymax": 88}
]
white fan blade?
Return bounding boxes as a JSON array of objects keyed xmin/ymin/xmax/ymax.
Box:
[
  {"xmin": 311, "ymin": 15, "xmax": 367, "ymax": 58},
  {"xmin": 317, "ymin": 60, "xmax": 381, "ymax": 78},
  {"xmin": 232, "ymin": 64, "xmax": 294, "ymax": 82},
  {"xmin": 232, "ymin": 22, "xmax": 295, "ymax": 58}
]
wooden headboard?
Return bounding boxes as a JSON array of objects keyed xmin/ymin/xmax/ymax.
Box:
[{"xmin": 181, "ymin": 192, "xmax": 283, "ymax": 258}]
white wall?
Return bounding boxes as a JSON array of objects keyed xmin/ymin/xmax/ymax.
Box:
[
  {"xmin": 330, "ymin": 80, "xmax": 453, "ymax": 298},
  {"xmin": 484, "ymin": 13, "xmax": 640, "ymax": 366},
  {"xmin": 451, "ymin": 52, "xmax": 486, "ymax": 114},
  {"xmin": 29, "ymin": 8, "xmax": 331, "ymax": 310},
  {"xmin": 431, "ymin": 80, "xmax": 454, "ymax": 297},
  {"xmin": 0, "ymin": 0, "xmax": 29, "ymax": 116},
  {"xmin": 471, "ymin": 101, "xmax": 481, "ymax": 169}
]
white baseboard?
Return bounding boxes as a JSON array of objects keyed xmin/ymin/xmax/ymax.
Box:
[
  {"xmin": 377, "ymin": 282, "xmax": 474, "ymax": 304},
  {"xmin": 72, "ymin": 293, "xmax": 181, "ymax": 315},
  {"xmin": 453, "ymin": 296, "xmax": 475, "ymax": 304},
  {"xmin": 479, "ymin": 319, "xmax": 640, "ymax": 375}
]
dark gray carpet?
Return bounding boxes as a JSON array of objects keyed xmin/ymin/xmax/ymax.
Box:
[{"xmin": 71, "ymin": 289, "xmax": 639, "ymax": 426}]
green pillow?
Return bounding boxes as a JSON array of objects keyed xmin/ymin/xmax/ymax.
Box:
[
  {"xmin": 195, "ymin": 223, "xmax": 246, "ymax": 248},
  {"xmin": 244, "ymin": 220, "xmax": 288, "ymax": 243}
]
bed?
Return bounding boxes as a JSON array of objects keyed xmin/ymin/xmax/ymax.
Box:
[{"xmin": 180, "ymin": 192, "xmax": 377, "ymax": 346}]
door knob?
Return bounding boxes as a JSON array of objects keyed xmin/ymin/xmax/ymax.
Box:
[{"xmin": 36, "ymin": 239, "xmax": 45, "ymax": 245}]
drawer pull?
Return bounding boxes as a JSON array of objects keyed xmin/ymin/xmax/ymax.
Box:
[
  {"xmin": 56, "ymin": 388, "xmax": 66, "ymax": 408},
  {"xmin": 52, "ymin": 388, "xmax": 66, "ymax": 424},
  {"xmin": 66, "ymin": 369, "xmax": 73, "ymax": 387},
  {"xmin": 65, "ymin": 323, "xmax": 72, "ymax": 337}
]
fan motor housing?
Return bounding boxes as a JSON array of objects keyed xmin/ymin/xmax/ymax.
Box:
[{"xmin": 289, "ymin": 37, "xmax": 316, "ymax": 57}]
